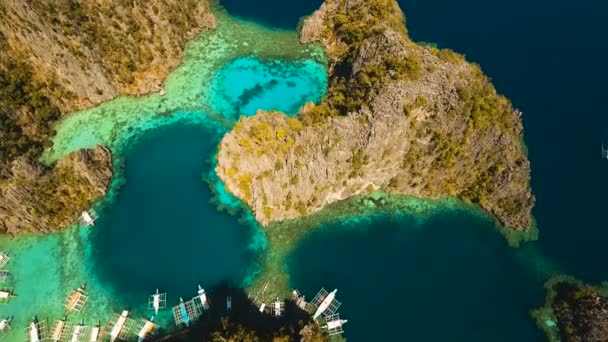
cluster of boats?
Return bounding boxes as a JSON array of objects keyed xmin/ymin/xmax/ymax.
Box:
[
  {"xmin": 17, "ymin": 283, "xmax": 155, "ymax": 342},
  {"xmin": 0, "ymin": 254, "xmax": 348, "ymax": 341}
]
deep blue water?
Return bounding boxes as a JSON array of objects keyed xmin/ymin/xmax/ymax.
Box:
[
  {"xmin": 87, "ymin": 0, "xmax": 608, "ymax": 340},
  {"xmin": 288, "ymin": 211, "xmax": 545, "ymax": 341},
  {"xmin": 217, "ymin": 0, "xmax": 608, "ymax": 341},
  {"xmin": 221, "ymin": 0, "xmax": 323, "ymax": 29},
  {"xmin": 92, "ymin": 122, "xmax": 257, "ymax": 303},
  {"xmin": 397, "ymin": 0, "xmax": 608, "ymax": 281}
]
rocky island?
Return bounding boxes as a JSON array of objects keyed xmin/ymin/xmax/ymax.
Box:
[
  {"xmin": 533, "ymin": 277, "xmax": 608, "ymax": 342},
  {"xmin": 0, "ymin": 0, "xmax": 215, "ymax": 234},
  {"xmin": 216, "ymin": 0, "xmax": 534, "ymax": 232}
]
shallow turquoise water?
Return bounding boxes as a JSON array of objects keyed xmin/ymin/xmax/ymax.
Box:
[
  {"xmin": 209, "ymin": 57, "xmax": 327, "ymax": 118},
  {"xmin": 3, "ymin": 0, "xmax": 605, "ymax": 340},
  {"xmin": 0, "ymin": 13, "xmax": 328, "ymax": 339}
]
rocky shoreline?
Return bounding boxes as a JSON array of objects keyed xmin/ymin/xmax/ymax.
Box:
[
  {"xmin": 0, "ymin": 0, "xmax": 216, "ymax": 234},
  {"xmin": 216, "ymin": 0, "xmax": 534, "ymax": 232},
  {"xmin": 533, "ymin": 276, "xmax": 608, "ymax": 342}
]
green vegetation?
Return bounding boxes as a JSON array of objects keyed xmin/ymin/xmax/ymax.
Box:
[
  {"xmin": 348, "ymin": 148, "xmax": 369, "ymax": 177},
  {"xmin": 457, "ymin": 66, "xmax": 518, "ymax": 135},
  {"xmin": 24, "ymin": 0, "xmax": 207, "ymax": 88},
  {"xmin": 29, "ymin": 166, "xmax": 102, "ymax": 229},
  {"xmin": 0, "ymin": 57, "xmax": 62, "ymax": 175},
  {"xmin": 304, "ymin": 0, "xmax": 421, "ymax": 125}
]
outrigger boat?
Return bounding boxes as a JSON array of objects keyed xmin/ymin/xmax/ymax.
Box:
[
  {"xmin": 0, "ymin": 288, "xmax": 13, "ymax": 304},
  {"xmin": 27, "ymin": 317, "xmax": 45, "ymax": 342},
  {"xmin": 70, "ymin": 320, "xmax": 86, "ymax": 342},
  {"xmin": 65, "ymin": 284, "xmax": 88, "ymax": 313},
  {"xmin": 196, "ymin": 285, "xmax": 210, "ymax": 310},
  {"xmin": 89, "ymin": 322, "xmax": 100, "ymax": 342},
  {"xmin": 135, "ymin": 317, "xmax": 155, "ymax": 342},
  {"xmin": 0, "ymin": 252, "xmax": 9, "ymax": 268},
  {"xmin": 272, "ymin": 297, "xmax": 284, "ymax": 317},
  {"xmin": 0, "ymin": 317, "xmax": 11, "ymax": 332},
  {"xmin": 312, "ymin": 288, "xmax": 340, "ymax": 320},
  {"xmin": 80, "ymin": 210, "xmax": 98, "ymax": 227},
  {"xmin": 109, "ymin": 310, "xmax": 129, "ymax": 342},
  {"xmin": 50, "ymin": 317, "xmax": 69, "ymax": 342},
  {"xmin": 322, "ymin": 314, "xmax": 348, "ymax": 336},
  {"xmin": 0, "ymin": 316, "xmax": 12, "ymax": 339},
  {"xmin": 292, "ymin": 289, "xmax": 309, "ymax": 310},
  {"xmin": 148, "ymin": 289, "xmax": 166, "ymax": 315},
  {"xmin": 175, "ymin": 298, "xmax": 190, "ymax": 327}
]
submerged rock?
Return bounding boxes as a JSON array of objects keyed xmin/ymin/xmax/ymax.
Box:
[
  {"xmin": 216, "ymin": 0, "xmax": 534, "ymax": 231},
  {"xmin": 0, "ymin": 146, "xmax": 112, "ymax": 235}
]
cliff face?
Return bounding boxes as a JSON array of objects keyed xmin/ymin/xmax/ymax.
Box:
[
  {"xmin": 216, "ymin": 0, "xmax": 534, "ymax": 230},
  {"xmin": 0, "ymin": 146, "xmax": 112, "ymax": 234},
  {"xmin": 0, "ymin": 0, "xmax": 215, "ymax": 234},
  {"xmin": 0, "ymin": 0, "xmax": 216, "ymax": 112}
]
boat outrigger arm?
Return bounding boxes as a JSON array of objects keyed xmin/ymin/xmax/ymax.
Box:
[
  {"xmin": 110, "ymin": 310, "xmax": 129, "ymax": 342},
  {"xmin": 179, "ymin": 298, "xmax": 190, "ymax": 327},
  {"xmin": 313, "ymin": 289, "xmax": 338, "ymax": 319},
  {"xmin": 136, "ymin": 317, "xmax": 155, "ymax": 342}
]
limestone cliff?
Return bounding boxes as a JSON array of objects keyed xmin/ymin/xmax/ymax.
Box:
[
  {"xmin": 0, "ymin": 0, "xmax": 216, "ymax": 112},
  {"xmin": 216, "ymin": 0, "xmax": 534, "ymax": 230},
  {"xmin": 0, "ymin": 146, "xmax": 112, "ymax": 235},
  {"xmin": 0, "ymin": 0, "xmax": 215, "ymax": 234}
]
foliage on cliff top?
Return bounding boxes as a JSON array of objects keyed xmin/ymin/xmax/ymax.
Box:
[{"xmin": 0, "ymin": 50, "xmax": 63, "ymax": 177}]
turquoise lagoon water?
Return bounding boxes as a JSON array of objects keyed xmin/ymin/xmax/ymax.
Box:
[
  {"xmin": 1, "ymin": 0, "xmax": 606, "ymax": 341},
  {"xmin": 210, "ymin": 57, "xmax": 326, "ymax": 118},
  {"xmin": 0, "ymin": 9, "xmax": 328, "ymax": 341}
]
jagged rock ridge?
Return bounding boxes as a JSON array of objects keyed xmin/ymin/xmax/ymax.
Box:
[{"xmin": 216, "ymin": 0, "xmax": 534, "ymax": 231}]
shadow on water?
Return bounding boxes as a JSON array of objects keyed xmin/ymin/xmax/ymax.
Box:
[
  {"xmin": 155, "ymin": 284, "xmax": 315, "ymax": 341},
  {"xmin": 220, "ymin": 0, "xmax": 324, "ymax": 29}
]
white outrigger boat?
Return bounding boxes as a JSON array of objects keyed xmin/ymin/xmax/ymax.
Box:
[
  {"xmin": 89, "ymin": 322, "xmax": 100, "ymax": 342},
  {"xmin": 323, "ymin": 314, "xmax": 348, "ymax": 336},
  {"xmin": 272, "ymin": 297, "xmax": 284, "ymax": 317},
  {"xmin": 64, "ymin": 284, "xmax": 88, "ymax": 313},
  {"xmin": 312, "ymin": 288, "xmax": 341, "ymax": 320},
  {"xmin": 148, "ymin": 289, "xmax": 166, "ymax": 315},
  {"xmin": 135, "ymin": 317, "xmax": 155, "ymax": 341},
  {"xmin": 70, "ymin": 321, "xmax": 86, "ymax": 342},
  {"xmin": 0, "ymin": 288, "xmax": 13, "ymax": 304},
  {"xmin": 196, "ymin": 285, "xmax": 210, "ymax": 310},
  {"xmin": 0, "ymin": 316, "xmax": 11, "ymax": 340},
  {"xmin": 80, "ymin": 210, "xmax": 98, "ymax": 227},
  {"xmin": 0, "ymin": 253, "xmax": 9, "ymax": 268},
  {"xmin": 102, "ymin": 309, "xmax": 135, "ymax": 342},
  {"xmin": 50, "ymin": 317, "xmax": 70, "ymax": 342},
  {"xmin": 26, "ymin": 317, "xmax": 46, "ymax": 342}
]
